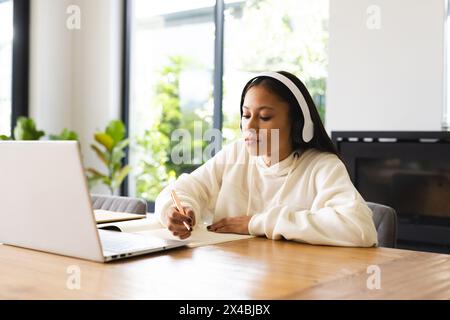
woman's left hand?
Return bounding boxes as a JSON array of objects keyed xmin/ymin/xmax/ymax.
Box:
[{"xmin": 207, "ymin": 216, "xmax": 252, "ymax": 235}]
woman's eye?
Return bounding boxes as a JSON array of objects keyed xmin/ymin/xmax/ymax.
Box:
[{"xmin": 242, "ymin": 115, "xmax": 271, "ymax": 121}]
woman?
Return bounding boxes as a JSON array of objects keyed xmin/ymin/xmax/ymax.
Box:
[{"xmin": 155, "ymin": 71, "xmax": 378, "ymax": 247}]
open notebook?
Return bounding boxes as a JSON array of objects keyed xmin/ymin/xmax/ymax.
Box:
[
  {"xmin": 94, "ymin": 210, "xmax": 145, "ymax": 224},
  {"xmin": 97, "ymin": 215, "xmax": 254, "ymax": 248}
]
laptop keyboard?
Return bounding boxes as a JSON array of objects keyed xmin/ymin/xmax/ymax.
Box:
[{"xmin": 98, "ymin": 230, "xmax": 170, "ymax": 254}]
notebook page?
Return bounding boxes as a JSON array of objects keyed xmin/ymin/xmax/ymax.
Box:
[
  {"xmin": 135, "ymin": 224, "xmax": 254, "ymax": 248},
  {"xmin": 94, "ymin": 210, "xmax": 145, "ymax": 224},
  {"xmin": 97, "ymin": 215, "xmax": 163, "ymax": 233}
]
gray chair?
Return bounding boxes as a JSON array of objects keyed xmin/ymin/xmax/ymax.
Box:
[
  {"xmin": 91, "ymin": 194, "xmax": 147, "ymax": 215},
  {"xmin": 367, "ymin": 202, "xmax": 397, "ymax": 248}
]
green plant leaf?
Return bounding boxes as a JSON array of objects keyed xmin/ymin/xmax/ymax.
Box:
[
  {"xmin": 13, "ymin": 117, "xmax": 45, "ymax": 140},
  {"xmin": 87, "ymin": 176, "xmax": 102, "ymax": 189},
  {"xmin": 94, "ymin": 133, "xmax": 114, "ymax": 151},
  {"xmin": 115, "ymin": 139, "xmax": 129, "ymax": 151},
  {"xmin": 113, "ymin": 162, "xmax": 121, "ymax": 173},
  {"xmin": 114, "ymin": 165, "xmax": 131, "ymax": 190},
  {"xmin": 89, "ymin": 120, "xmax": 129, "ymax": 193},
  {"xmin": 86, "ymin": 168, "xmax": 107, "ymax": 190},
  {"xmin": 111, "ymin": 149, "xmax": 125, "ymax": 165},
  {"xmin": 90, "ymin": 145, "xmax": 109, "ymax": 166},
  {"xmin": 86, "ymin": 168, "xmax": 107, "ymax": 179},
  {"xmin": 0, "ymin": 135, "xmax": 11, "ymax": 140},
  {"xmin": 49, "ymin": 128, "xmax": 78, "ymax": 141},
  {"xmin": 102, "ymin": 176, "xmax": 112, "ymax": 186},
  {"xmin": 106, "ymin": 120, "xmax": 126, "ymax": 144}
]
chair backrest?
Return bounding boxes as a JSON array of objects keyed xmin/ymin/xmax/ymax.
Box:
[
  {"xmin": 91, "ymin": 194, "xmax": 147, "ymax": 215},
  {"xmin": 367, "ymin": 202, "xmax": 397, "ymax": 248}
]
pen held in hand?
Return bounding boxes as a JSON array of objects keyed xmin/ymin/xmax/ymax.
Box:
[{"xmin": 170, "ymin": 190, "xmax": 191, "ymax": 231}]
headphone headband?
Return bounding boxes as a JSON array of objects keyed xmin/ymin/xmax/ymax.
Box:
[{"xmin": 246, "ymin": 72, "xmax": 314, "ymax": 143}]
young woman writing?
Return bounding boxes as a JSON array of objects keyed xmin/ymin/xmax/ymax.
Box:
[{"xmin": 155, "ymin": 71, "xmax": 378, "ymax": 247}]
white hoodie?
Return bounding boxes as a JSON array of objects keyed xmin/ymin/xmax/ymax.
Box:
[{"xmin": 155, "ymin": 139, "xmax": 378, "ymax": 247}]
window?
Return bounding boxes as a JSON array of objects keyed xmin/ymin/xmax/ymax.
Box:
[
  {"xmin": 222, "ymin": 0, "xmax": 329, "ymax": 144},
  {"xmin": 0, "ymin": 0, "xmax": 30, "ymax": 138},
  {"xmin": 126, "ymin": 0, "xmax": 329, "ymax": 205},
  {"xmin": 129, "ymin": 0, "xmax": 215, "ymax": 202},
  {"xmin": 0, "ymin": 0, "xmax": 13, "ymax": 136}
]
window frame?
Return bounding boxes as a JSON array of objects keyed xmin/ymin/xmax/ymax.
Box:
[
  {"xmin": 8, "ymin": 0, "xmax": 30, "ymax": 134},
  {"xmin": 121, "ymin": 0, "xmax": 132, "ymax": 196}
]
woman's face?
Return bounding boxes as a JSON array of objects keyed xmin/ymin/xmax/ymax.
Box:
[{"xmin": 241, "ymin": 85, "xmax": 293, "ymax": 161}]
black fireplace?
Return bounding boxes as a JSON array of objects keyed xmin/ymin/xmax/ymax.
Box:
[{"xmin": 331, "ymin": 131, "xmax": 450, "ymax": 254}]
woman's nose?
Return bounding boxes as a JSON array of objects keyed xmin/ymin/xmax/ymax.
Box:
[{"xmin": 243, "ymin": 116, "xmax": 258, "ymax": 130}]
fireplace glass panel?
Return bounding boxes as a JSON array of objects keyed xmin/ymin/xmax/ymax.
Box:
[{"xmin": 357, "ymin": 158, "xmax": 450, "ymax": 218}]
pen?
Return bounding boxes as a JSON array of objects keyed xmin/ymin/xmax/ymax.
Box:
[{"xmin": 170, "ymin": 190, "xmax": 191, "ymax": 231}]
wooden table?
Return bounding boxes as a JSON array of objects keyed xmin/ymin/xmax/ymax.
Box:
[{"xmin": 0, "ymin": 238, "xmax": 449, "ymax": 299}]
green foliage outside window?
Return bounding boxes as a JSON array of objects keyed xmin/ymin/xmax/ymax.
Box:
[
  {"xmin": 135, "ymin": 56, "xmax": 212, "ymax": 201},
  {"xmin": 233, "ymin": 0, "xmax": 328, "ymax": 122}
]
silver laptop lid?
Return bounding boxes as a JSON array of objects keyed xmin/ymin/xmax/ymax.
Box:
[{"xmin": 0, "ymin": 141, "xmax": 104, "ymax": 262}]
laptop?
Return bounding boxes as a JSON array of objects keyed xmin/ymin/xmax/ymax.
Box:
[{"xmin": 0, "ymin": 141, "xmax": 186, "ymax": 262}]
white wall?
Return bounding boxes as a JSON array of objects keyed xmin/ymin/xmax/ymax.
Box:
[
  {"xmin": 29, "ymin": 0, "xmax": 123, "ymax": 194},
  {"xmin": 326, "ymin": 0, "xmax": 446, "ymax": 133},
  {"xmin": 71, "ymin": 0, "xmax": 122, "ymax": 178},
  {"xmin": 29, "ymin": 0, "xmax": 73, "ymax": 133}
]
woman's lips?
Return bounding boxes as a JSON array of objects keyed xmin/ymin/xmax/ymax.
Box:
[{"xmin": 245, "ymin": 138, "xmax": 259, "ymax": 144}]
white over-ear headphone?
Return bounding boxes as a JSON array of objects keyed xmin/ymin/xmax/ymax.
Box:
[{"xmin": 245, "ymin": 72, "xmax": 314, "ymax": 143}]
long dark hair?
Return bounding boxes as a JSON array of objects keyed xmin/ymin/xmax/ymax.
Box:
[{"xmin": 240, "ymin": 70, "xmax": 340, "ymax": 159}]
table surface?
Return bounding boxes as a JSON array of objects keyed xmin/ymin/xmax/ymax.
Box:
[{"xmin": 1, "ymin": 238, "xmax": 449, "ymax": 299}]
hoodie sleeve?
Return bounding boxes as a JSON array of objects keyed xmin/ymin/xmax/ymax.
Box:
[
  {"xmin": 248, "ymin": 156, "xmax": 378, "ymax": 247},
  {"xmin": 154, "ymin": 143, "xmax": 230, "ymax": 227}
]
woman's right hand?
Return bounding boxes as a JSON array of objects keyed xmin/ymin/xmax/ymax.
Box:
[{"xmin": 167, "ymin": 206, "xmax": 196, "ymax": 240}]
